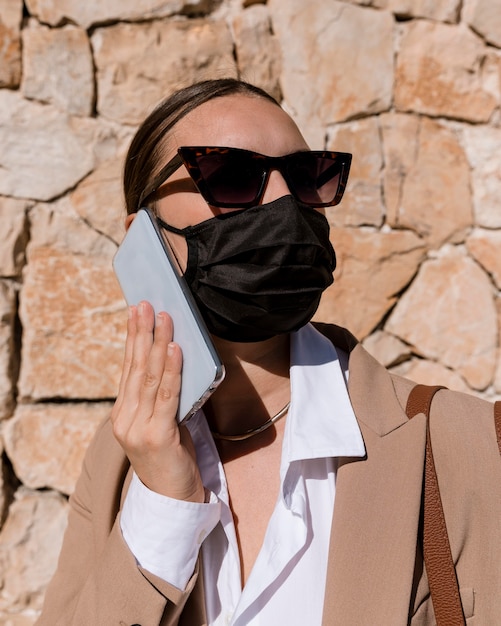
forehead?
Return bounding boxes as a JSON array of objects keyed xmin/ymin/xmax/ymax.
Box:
[{"xmin": 167, "ymin": 94, "xmax": 310, "ymax": 157}]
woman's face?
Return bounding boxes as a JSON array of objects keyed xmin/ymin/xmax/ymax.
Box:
[{"xmin": 132, "ymin": 94, "xmax": 311, "ymax": 268}]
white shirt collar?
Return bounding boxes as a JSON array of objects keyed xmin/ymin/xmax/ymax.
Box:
[{"xmin": 283, "ymin": 323, "xmax": 365, "ymax": 464}]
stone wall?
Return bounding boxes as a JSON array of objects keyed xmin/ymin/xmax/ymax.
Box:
[{"xmin": 0, "ymin": 0, "xmax": 500, "ymax": 621}]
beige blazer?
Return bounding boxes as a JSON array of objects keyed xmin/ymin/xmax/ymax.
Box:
[{"xmin": 37, "ymin": 325, "xmax": 501, "ymax": 625}]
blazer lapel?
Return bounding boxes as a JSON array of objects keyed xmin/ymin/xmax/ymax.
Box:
[{"xmin": 321, "ymin": 339, "xmax": 427, "ymax": 625}]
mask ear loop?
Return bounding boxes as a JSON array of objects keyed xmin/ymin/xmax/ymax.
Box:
[
  {"xmin": 156, "ymin": 215, "xmax": 186, "ymax": 236},
  {"xmin": 156, "ymin": 215, "xmax": 200, "ymax": 284},
  {"xmin": 155, "ymin": 215, "xmax": 187, "ymax": 271}
]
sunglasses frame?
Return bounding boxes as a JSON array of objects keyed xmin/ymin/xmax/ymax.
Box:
[{"xmin": 139, "ymin": 146, "xmax": 352, "ymax": 210}]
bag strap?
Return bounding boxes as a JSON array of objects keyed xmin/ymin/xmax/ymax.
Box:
[{"xmin": 406, "ymin": 384, "xmax": 466, "ymax": 626}]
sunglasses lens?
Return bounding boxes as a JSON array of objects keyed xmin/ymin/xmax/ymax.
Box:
[
  {"xmin": 181, "ymin": 148, "xmax": 349, "ymax": 209},
  {"xmin": 288, "ymin": 153, "xmax": 343, "ymax": 206},
  {"xmin": 195, "ymin": 150, "xmax": 264, "ymax": 207}
]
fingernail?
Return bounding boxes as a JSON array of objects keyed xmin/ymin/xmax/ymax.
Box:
[
  {"xmin": 156, "ymin": 313, "xmax": 164, "ymax": 326},
  {"xmin": 167, "ymin": 342, "xmax": 175, "ymax": 356}
]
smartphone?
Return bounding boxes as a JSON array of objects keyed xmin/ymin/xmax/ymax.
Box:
[{"xmin": 113, "ymin": 207, "xmax": 225, "ymax": 424}]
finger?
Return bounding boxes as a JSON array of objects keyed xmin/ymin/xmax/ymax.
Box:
[
  {"xmin": 136, "ymin": 311, "xmax": 173, "ymax": 411},
  {"xmin": 113, "ymin": 301, "xmax": 156, "ymax": 433},
  {"xmin": 150, "ymin": 339, "xmax": 183, "ymax": 435},
  {"xmin": 134, "ymin": 300, "xmax": 155, "ymax": 351},
  {"xmin": 125, "ymin": 300, "xmax": 155, "ymax": 386},
  {"xmin": 113, "ymin": 305, "xmax": 138, "ymax": 413}
]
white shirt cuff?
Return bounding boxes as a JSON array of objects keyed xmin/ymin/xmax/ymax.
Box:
[{"xmin": 120, "ymin": 472, "xmax": 221, "ymax": 590}]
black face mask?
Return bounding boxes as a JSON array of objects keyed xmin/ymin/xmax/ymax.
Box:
[{"xmin": 157, "ymin": 195, "xmax": 336, "ymax": 342}]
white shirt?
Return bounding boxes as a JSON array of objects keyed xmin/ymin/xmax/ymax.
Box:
[{"xmin": 121, "ymin": 323, "xmax": 365, "ymax": 625}]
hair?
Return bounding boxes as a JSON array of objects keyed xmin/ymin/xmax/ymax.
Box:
[{"xmin": 123, "ymin": 78, "xmax": 280, "ymax": 214}]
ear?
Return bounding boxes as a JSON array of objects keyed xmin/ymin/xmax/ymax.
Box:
[{"xmin": 124, "ymin": 213, "xmax": 136, "ymax": 231}]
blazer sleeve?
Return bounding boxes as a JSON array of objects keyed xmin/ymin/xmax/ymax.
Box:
[{"xmin": 36, "ymin": 418, "xmax": 200, "ymax": 626}]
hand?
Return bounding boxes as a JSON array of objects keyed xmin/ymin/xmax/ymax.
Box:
[{"xmin": 111, "ymin": 301, "xmax": 205, "ymax": 502}]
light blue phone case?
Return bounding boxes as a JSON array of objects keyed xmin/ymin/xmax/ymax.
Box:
[{"xmin": 113, "ymin": 208, "xmax": 225, "ymax": 423}]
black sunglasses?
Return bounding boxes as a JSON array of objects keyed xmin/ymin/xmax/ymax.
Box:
[{"xmin": 138, "ymin": 146, "xmax": 352, "ymax": 209}]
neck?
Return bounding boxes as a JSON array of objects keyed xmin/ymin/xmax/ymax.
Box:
[{"xmin": 205, "ymin": 333, "xmax": 291, "ymax": 443}]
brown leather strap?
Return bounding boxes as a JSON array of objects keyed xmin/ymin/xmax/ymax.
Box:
[
  {"xmin": 495, "ymin": 401, "xmax": 501, "ymax": 457},
  {"xmin": 406, "ymin": 384, "xmax": 466, "ymax": 626}
]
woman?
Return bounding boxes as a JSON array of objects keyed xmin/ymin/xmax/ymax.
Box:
[{"xmin": 38, "ymin": 79, "xmax": 501, "ymax": 625}]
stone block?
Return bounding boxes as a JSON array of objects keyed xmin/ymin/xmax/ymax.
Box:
[
  {"xmin": 269, "ymin": 0, "xmax": 393, "ymax": 144},
  {"xmin": 315, "ymin": 227, "xmax": 426, "ymax": 339},
  {"xmin": 391, "ymin": 358, "xmax": 471, "ymax": 393},
  {"xmin": 69, "ymin": 158, "xmax": 126, "ymax": 245},
  {"xmin": 0, "ymin": 0, "xmax": 22, "ymax": 88},
  {"xmin": 0, "ymin": 197, "xmax": 29, "ymax": 278},
  {"xmin": 0, "ymin": 281, "xmax": 16, "ymax": 421},
  {"xmin": 327, "ymin": 117, "xmax": 384, "ymax": 228},
  {"xmin": 495, "ymin": 360, "xmax": 501, "ymax": 397},
  {"xmin": 18, "ymin": 202, "xmax": 126, "ymax": 401},
  {"xmin": 395, "ymin": 20, "xmax": 498, "ymax": 122},
  {"xmin": 362, "ymin": 330, "xmax": 411, "ymax": 368},
  {"xmin": 3, "ymin": 402, "xmax": 110, "ymax": 495},
  {"xmin": 24, "ymin": 0, "xmax": 215, "ymax": 29},
  {"xmin": 92, "ymin": 19, "xmax": 237, "ymax": 126},
  {"xmin": 381, "ymin": 114, "xmax": 472, "ymax": 248},
  {"xmin": 386, "ymin": 246, "xmax": 497, "ymax": 390},
  {"xmin": 0, "ymin": 92, "xmax": 98, "ymax": 202},
  {"xmin": 0, "ymin": 488, "xmax": 68, "ymax": 619},
  {"xmin": 0, "ymin": 611, "xmax": 38, "ymax": 625},
  {"xmin": 361, "ymin": 0, "xmax": 461, "ymax": 23},
  {"xmin": 464, "ymin": 0, "xmax": 501, "ymax": 47},
  {"xmin": 466, "ymin": 229, "xmax": 501, "ymax": 290},
  {"xmin": 462, "ymin": 124, "xmax": 501, "ymax": 228},
  {"xmin": 495, "ymin": 299, "xmax": 501, "ymax": 396},
  {"xmin": 232, "ymin": 5, "xmax": 282, "ymax": 101},
  {"xmin": 21, "ymin": 21, "xmax": 94, "ymax": 117}
]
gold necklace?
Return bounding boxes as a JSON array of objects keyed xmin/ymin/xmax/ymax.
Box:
[{"xmin": 211, "ymin": 401, "xmax": 291, "ymax": 442}]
